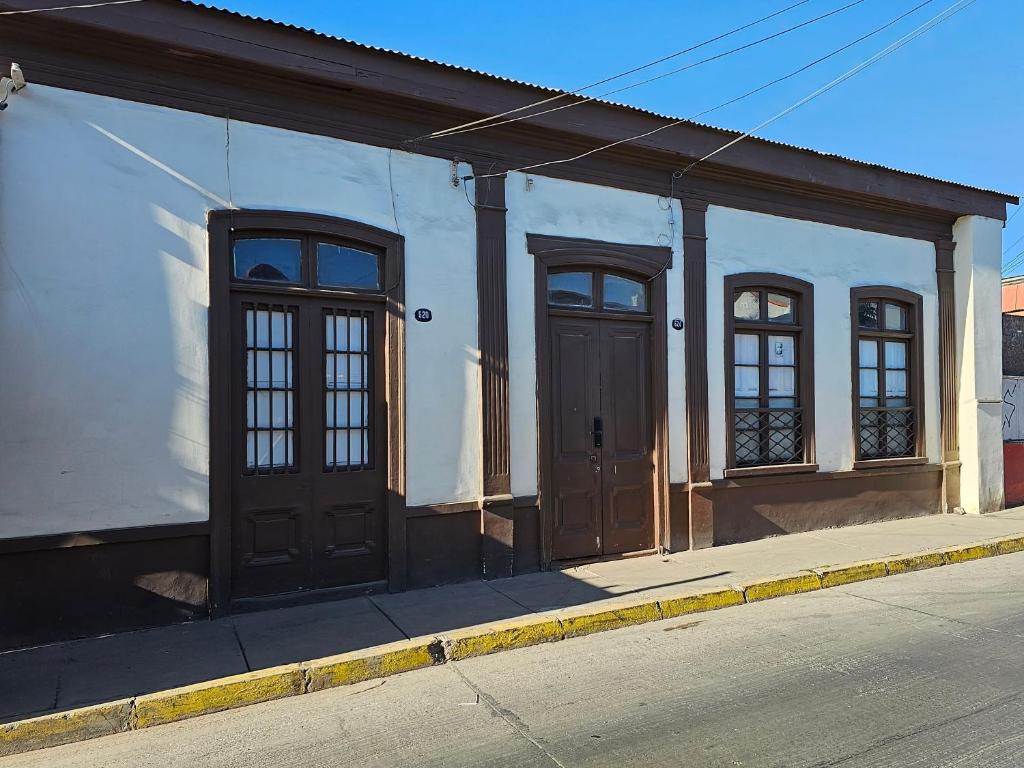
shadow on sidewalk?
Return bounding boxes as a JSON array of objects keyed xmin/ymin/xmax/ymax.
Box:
[{"xmin": 0, "ymin": 561, "xmax": 732, "ymax": 724}]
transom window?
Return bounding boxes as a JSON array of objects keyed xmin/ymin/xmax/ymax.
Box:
[
  {"xmin": 726, "ymin": 276, "xmax": 814, "ymax": 470},
  {"xmin": 853, "ymin": 288, "xmax": 922, "ymax": 461},
  {"xmin": 232, "ymin": 233, "xmax": 382, "ymax": 291},
  {"xmin": 547, "ymin": 269, "xmax": 648, "ymax": 313}
]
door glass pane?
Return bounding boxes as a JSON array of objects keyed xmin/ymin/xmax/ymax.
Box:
[
  {"xmin": 884, "ymin": 303, "xmax": 908, "ymax": 331},
  {"xmin": 885, "ymin": 370, "xmax": 908, "ymax": 399},
  {"xmin": 548, "ymin": 272, "xmax": 593, "ymax": 308},
  {"xmin": 858, "ymin": 301, "xmax": 879, "ymax": 328},
  {"xmin": 317, "ymin": 243, "xmax": 380, "ymax": 290},
  {"xmin": 234, "ymin": 239, "xmax": 302, "ymax": 283},
  {"xmin": 766, "ymin": 293, "xmax": 794, "ymax": 324},
  {"xmin": 733, "ymin": 290, "xmax": 760, "ymax": 320},
  {"xmin": 325, "ymin": 309, "xmax": 372, "ymax": 470},
  {"xmin": 244, "ymin": 305, "xmax": 296, "ymax": 471},
  {"xmin": 603, "ymin": 274, "xmax": 647, "ymax": 312}
]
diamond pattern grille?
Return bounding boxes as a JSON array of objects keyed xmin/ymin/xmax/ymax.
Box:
[
  {"xmin": 734, "ymin": 408, "xmax": 803, "ymax": 467},
  {"xmin": 859, "ymin": 408, "xmax": 914, "ymax": 459}
]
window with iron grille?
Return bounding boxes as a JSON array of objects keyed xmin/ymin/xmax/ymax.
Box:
[
  {"xmin": 852, "ymin": 287, "xmax": 923, "ymax": 461},
  {"xmin": 725, "ymin": 274, "xmax": 814, "ymax": 470}
]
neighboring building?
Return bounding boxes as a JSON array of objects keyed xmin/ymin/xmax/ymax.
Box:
[
  {"xmin": 0, "ymin": 1, "xmax": 1014, "ymax": 648},
  {"xmin": 1002, "ymin": 277, "xmax": 1024, "ymax": 503}
]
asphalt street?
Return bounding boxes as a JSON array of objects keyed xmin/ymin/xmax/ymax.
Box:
[{"xmin": 7, "ymin": 551, "xmax": 1024, "ymax": 767}]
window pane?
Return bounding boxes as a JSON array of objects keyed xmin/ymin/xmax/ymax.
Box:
[
  {"xmin": 768, "ymin": 366, "xmax": 795, "ymax": 398},
  {"xmin": 859, "ymin": 339, "xmax": 878, "ymax": 368},
  {"xmin": 234, "ymin": 239, "xmax": 302, "ymax": 283},
  {"xmin": 603, "ymin": 274, "xmax": 646, "ymax": 312},
  {"xmin": 885, "ymin": 370, "xmax": 908, "ymax": 399},
  {"xmin": 734, "ymin": 290, "xmax": 760, "ymax": 320},
  {"xmin": 768, "ymin": 335, "xmax": 794, "ymax": 366},
  {"xmin": 735, "ymin": 334, "xmax": 759, "ymax": 365},
  {"xmin": 548, "ymin": 272, "xmax": 593, "ymax": 308},
  {"xmin": 766, "ymin": 293, "xmax": 794, "ymax": 323},
  {"xmin": 317, "ymin": 243, "xmax": 380, "ymax": 289},
  {"xmin": 735, "ymin": 365, "xmax": 760, "ymax": 397},
  {"xmin": 858, "ymin": 301, "xmax": 879, "ymax": 328},
  {"xmin": 859, "ymin": 368, "xmax": 879, "ymax": 397},
  {"xmin": 884, "ymin": 340, "xmax": 907, "ymax": 370},
  {"xmin": 884, "ymin": 303, "xmax": 908, "ymax": 331}
]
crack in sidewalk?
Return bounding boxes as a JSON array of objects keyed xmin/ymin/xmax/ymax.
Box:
[{"xmin": 448, "ymin": 663, "xmax": 568, "ymax": 768}]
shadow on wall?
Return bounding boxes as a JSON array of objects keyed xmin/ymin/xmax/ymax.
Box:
[{"xmin": 0, "ymin": 112, "xmax": 224, "ymax": 648}]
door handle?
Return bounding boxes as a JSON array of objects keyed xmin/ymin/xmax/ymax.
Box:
[{"xmin": 593, "ymin": 416, "xmax": 603, "ymax": 448}]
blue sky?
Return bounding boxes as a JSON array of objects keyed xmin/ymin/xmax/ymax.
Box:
[{"xmin": 212, "ymin": 0, "xmax": 1023, "ymax": 272}]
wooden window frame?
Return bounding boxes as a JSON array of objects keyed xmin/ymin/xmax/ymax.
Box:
[
  {"xmin": 230, "ymin": 230, "xmax": 385, "ymax": 295},
  {"xmin": 546, "ymin": 267, "xmax": 652, "ymax": 317},
  {"xmin": 850, "ymin": 286, "xmax": 926, "ymax": 469},
  {"xmin": 208, "ymin": 210, "xmax": 406, "ymax": 613},
  {"xmin": 724, "ymin": 273, "xmax": 816, "ymax": 478}
]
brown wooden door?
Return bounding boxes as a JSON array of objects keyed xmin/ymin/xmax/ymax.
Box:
[
  {"xmin": 549, "ymin": 315, "xmax": 654, "ymax": 560},
  {"xmin": 230, "ymin": 293, "xmax": 387, "ymax": 599},
  {"xmin": 599, "ymin": 321, "xmax": 654, "ymax": 554}
]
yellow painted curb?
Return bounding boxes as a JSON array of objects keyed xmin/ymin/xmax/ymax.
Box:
[
  {"xmin": 994, "ymin": 535, "xmax": 1024, "ymax": 556},
  {"xmin": 134, "ymin": 664, "xmax": 304, "ymax": 729},
  {"xmin": 886, "ymin": 550, "xmax": 946, "ymax": 575},
  {"xmin": 742, "ymin": 572, "xmax": 821, "ymax": 602},
  {"xmin": 658, "ymin": 587, "xmax": 746, "ymax": 618},
  {"xmin": 557, "ymin": 600, "xmax": 662, "ymax": 638},
  {"xmin": 442, "ymin": 616, "xmax": 564, "ymax": 661},
  {"xmin": 0, "ymin": 699, "xmax": 132, "ymax": 757},
  {"xmin": 814, "ymin": 561, "xmax": 888, "ymax": 588},
  {"xmin": 304, "ymin": 638, "xmax": 442, "ymax": 693},
  {"xmin": 939, "ymin": 542, "xmax": 997, "ymax": 564}
]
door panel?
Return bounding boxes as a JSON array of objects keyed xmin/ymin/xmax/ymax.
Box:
[
  {"xmin": 548, "ymin": 315, "xmax": 655, "ymax": 561},
  {"xmin": 600, "ymin": 322, "xmax": 654, "ymax": 554},
  {"xmin": 550, "ymin": 317, "xmax": 602, "ymax": 560},
  {"xmin": 311, "ymin": 303, "xmax": 387, "ymax": 589},
  {"xmin": 230, "ymin": 294, "xmax": 387, "ymax": 599}
]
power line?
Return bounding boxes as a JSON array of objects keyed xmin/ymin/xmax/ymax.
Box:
[
  {"xmin": 1007, "ymin": 204, "xmax": 1022, "ymax": 226},
  {"xmin": 419, "ymin": 0, "xmax": 865, "ymax": 143},
  {"xmin": 415, "ymin": 0, "xmax": 813, "ymax": 142},
  {"xmin": 474, "ymin": 0, "xmax": 975, "ymax": 182},
  {"xmin": 1002, "ymin": 248, "xmax": 1024, "ymax": 275},
  {"xmin": 462, "ymin": 0, "xmax": 933, "ymax": 148},
  {"xmin": 0, "ymin": 0, "xmax": 143, "ymax": 14},
  {"xmin": 1005, "ymin": 230, "xmax": 1024, "ymax": 256}
]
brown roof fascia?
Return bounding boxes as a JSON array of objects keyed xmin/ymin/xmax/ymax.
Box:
[{"xmin": 0, "ymin": 0, "xmax": 1015, "ymax": 222}]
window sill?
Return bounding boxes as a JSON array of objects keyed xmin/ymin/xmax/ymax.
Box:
[
  {"xmin": 852, "ymin": 456, "xmax": 928, "ymax": 470},
  {"xmin": 723, "ymin": 463, "xmax": 819, "ymax": 479}
]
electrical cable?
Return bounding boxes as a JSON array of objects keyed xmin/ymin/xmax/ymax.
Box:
[
  {"xmin": 414, "ymin": 0, "xmax": 814, "ymax": 142},
  {"xmin": 0, "ymin": 0, "xmax": 144, "ymax": 14},
  {"xmin": 473, "ymin": 0, "xmax": 976, "ymax": 182},
  {"xmin": 417, "ymin": 0, "xmax": 867, "ymax": 142}
]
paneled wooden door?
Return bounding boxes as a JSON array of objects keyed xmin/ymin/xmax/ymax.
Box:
[
  {"xmin": 229, "ymin": 292, "xmax": 387, "ymax": 599},
  {"xmin": 549, "ymin": 316, "xmax": 655, "ymax": 560}
]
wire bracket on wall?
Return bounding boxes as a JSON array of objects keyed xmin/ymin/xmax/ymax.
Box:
[{"xmin": 0, "ymin": 63, "xmax": 27, "ymax": 112}]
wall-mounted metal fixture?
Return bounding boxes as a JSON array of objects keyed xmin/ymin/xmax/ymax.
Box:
[{"xmin": 0, "ymin": 63, "xmax": 26, "ymax": 112}]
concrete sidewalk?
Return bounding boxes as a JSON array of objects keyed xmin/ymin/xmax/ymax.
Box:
[{"xmin": 5, "ymin": 508, "xmax": 1024, "ymax": 726}]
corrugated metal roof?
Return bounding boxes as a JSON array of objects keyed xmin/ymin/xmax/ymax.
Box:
[{"xmin": 180, "ymin": 0, "xmax": 1015, "ymax": 201}]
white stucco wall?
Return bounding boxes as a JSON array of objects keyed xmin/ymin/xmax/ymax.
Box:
[
  {"xmin": 705, "ymin": 206, "xmax": 942, "ymax": 479},
  {"xmin": 504, "ymin": 174, "xmax": 686, "ymax": 498},
  {"xmin": 0, "ymin": 85, "xmax": 479, "ymax": 538},
  {"xmin": 954, "ymin": 214, "xmax": 1005, "ymax": 513}
]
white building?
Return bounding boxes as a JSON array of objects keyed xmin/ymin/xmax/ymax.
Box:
[{"xmin": 0, "ymin": 0, "xmax": 1013, "ymax": 648}]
